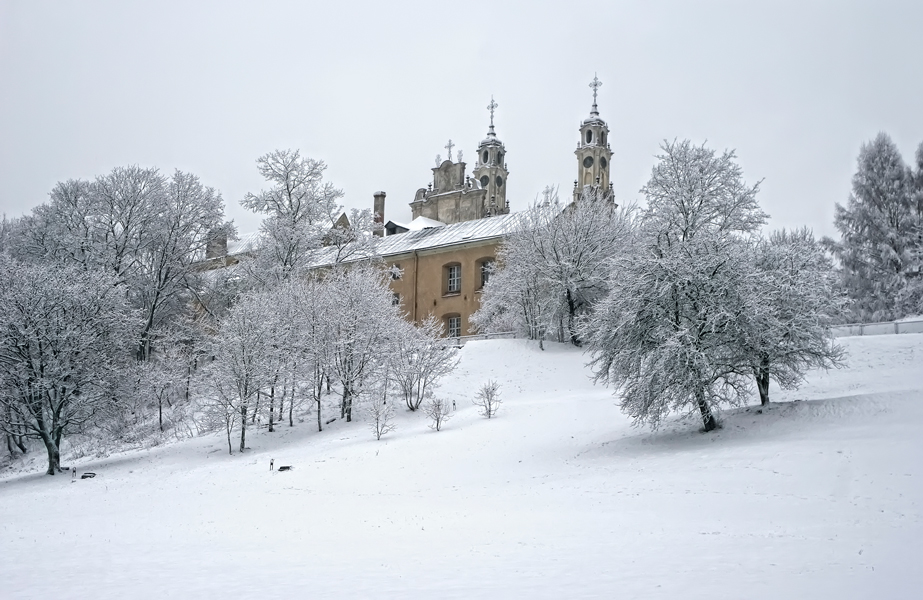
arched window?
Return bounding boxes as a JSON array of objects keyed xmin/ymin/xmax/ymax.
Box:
[
  {"xmin": 586, "ymin": 130, "xmax": 593, "ymax": 144},
  {"xmin": 477, "ymin": 258, "xmax": 495, "ymax": 289}
]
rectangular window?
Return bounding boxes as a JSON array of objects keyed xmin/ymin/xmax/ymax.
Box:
[
  {"xmin": 391, "ymin": 264, "xmax": 401, "ymax": 280},
  {"xmin": 446, "ymin": 264, "xmax": 461, "ymax": 294},
  {"xmin": 447, "ymin": 315, "xmax": 461, "ymax": 338},
  {"xmin": 392, "ymin": 292, "xmax": 401, "ymax": 306}
]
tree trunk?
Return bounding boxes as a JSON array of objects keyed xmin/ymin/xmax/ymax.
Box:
[
  {"xmin": 268, "ymin": 386, "xmax": 275, "ymax": 433},
  {"xmin": 565, "ymin": 289, "xmax": 581, "ymax": 347},
  {"xmin": 755, "ymin": 355, "xmax": 771, "ymax": 406},
  {"xmin": 316, "ymin": 393, "xmax": 322, "ymax": 432},
  {"xmin": 158, "ymin": 397, "xmax": 164, "ymax": 432},
  {"xmin": 226, "ymin": 415, "xmax": 233, "ymax": 455},
  {"xmin": 239, "ymin": 405, "xmax": 247, "ymax": 452},
  {"xmin": 695, "ymin": 387, "xmax": 718, "ymax": 432},
  {"xmin": 41, "ymin": 434, "xmax": 61, "ymax": 475},
  {"xmin": 289, "ymin": 388, "xmax": 294, "ymax": 427}
]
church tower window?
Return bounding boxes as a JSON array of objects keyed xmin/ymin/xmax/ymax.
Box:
[
  {"xmin": 480, "ymin": 175, "xmax": 489, "ymax": 188},
  {"xmin": 586, "ymin": 130, "xmax": 593, "ymax": 144}
]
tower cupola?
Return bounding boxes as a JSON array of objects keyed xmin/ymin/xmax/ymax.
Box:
[
  {"xmin": 574, "ymin": 74, "xmax": 613, "ymax": 200},
  {"xmin": 473, "ymin": 96, "xmax": 510, "ymax": 216}
]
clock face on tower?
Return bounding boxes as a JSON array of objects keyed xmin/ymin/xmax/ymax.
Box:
[{"xmin": 583, "ymin": 156, "xmax": 594, "ymax": 168}]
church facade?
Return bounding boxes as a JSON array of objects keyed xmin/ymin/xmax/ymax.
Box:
[{"xmin": 375, "ymin": 78, "xmax": 614, "ymax": 337}]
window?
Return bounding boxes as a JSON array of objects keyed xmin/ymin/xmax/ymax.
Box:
[
  {"xmin": 478, "ymin": 258, "xmax": 494, "ymax": 289},
  {"xmin": 483, "ymin": 150, "xmax": 489, "ymax": 163},
  {"xmin": 586, "ymin": 130, "xmax": 593, "ymax": 144},
  {"xmin": 390, "ymin": 264, "xmax": 402, "ymax": 280},
  {"xmin": 446, "ymin": 315, "xmax": 461, "ymax": 338},
  {"xmin": 445, "ymin": 263, "xmax": 461, "ymax": 294},
  {"xmin": 392, "ymin": 292, "xmax": 401, "ymax": 306}
]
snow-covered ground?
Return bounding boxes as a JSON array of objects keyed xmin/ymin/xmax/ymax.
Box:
[{"xmin": 1, "ymin": 335, "xmax": 921, "ymax": 599}]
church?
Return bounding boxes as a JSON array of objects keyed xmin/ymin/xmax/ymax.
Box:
[
  {"xmin": 202, "ymin": 77, "xmax": 615, "ymax": 338},
  {"xmin": 370, "ymin": 76, "xmax": 615, "ymax": 338}
]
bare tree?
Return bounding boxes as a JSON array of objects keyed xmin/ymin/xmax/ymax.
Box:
[
  {"xmin": 366, "ymin": 382, "xmax": 396, "ymax": 441},
  {"xmin": 473, "ymin": 380, "xmax": 502, "ymax": 418},
  {"xmin": 424, "ymin": 396, "xmax": 451, "ymax": 432},
  {"xmin": 242, "ymin": 149, "xmax": 344, "ymax": 281},
  {"xmin": 389, "ymin": 317, "xmax": 458, "ymax": 411}
]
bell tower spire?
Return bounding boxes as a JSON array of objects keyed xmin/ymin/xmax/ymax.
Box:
[
  {"xmin": 574, "ymin": 74, "xmax": 613, "ymax": 201},
  {"xmin": 473, "ymin": 95, "xmax": 510, "ymax": 216}
]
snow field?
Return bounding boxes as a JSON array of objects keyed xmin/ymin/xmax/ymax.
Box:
[{"xmin": 1, "ymin": 335, "xmax": 921, "ymax": 599}]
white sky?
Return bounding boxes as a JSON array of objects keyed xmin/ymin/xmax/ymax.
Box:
[{"xmin": 1, "ymin": 0, "xmax": 921, "ymax": 238}]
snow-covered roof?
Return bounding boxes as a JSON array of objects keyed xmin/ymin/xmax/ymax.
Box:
[
  {"xmin": 386, "ymin": 216, "xmax": 446, "ymax": 232},
  {"xmin": 227, "ymin": 231, "xmax": 262, "ymax": 256},
  {"xmin": 311, "ymin": 211, "xmax": 532, "ymax": 267}
]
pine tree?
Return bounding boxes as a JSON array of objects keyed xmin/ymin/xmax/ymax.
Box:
[{"xmin": 825, "ymin": 133, "xmax": 919, "ymax": 321}]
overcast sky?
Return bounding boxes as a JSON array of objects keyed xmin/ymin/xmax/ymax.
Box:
[{"xmin": 2, "ymin": 1, "xmax": 921, "ymax": 238}]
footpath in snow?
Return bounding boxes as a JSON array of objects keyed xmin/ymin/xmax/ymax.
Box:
[{"xmin": 1, "ymin": 334, "xmax": 921, "ymax": 599}]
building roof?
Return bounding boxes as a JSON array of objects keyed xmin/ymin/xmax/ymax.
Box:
[
  {"xmin": 386, "ymin": 215, "xmax": 446, "ymax": 232},
  {"xmin": 311, "ymin": 210, "xmax": 532, "ymax": 267},
  {"xmin": 227, "ymin": 231, "xmax": 262, "ymax": 255}
]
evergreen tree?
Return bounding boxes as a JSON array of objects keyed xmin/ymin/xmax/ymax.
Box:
[{"xmin": 825, "ymin": 133, "xmax": 920, "ymax": 321}]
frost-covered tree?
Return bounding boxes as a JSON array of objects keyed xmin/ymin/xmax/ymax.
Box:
[
  {"xmin": 325, "ymin": 263, "xmax": 402, "ymax": 422},
  {"xmin": 290, "ymin": 275, "xmax": 335, "ymax": 432},
  {"xmin": 473, "ymin": 380, "xmax": 502, "ymax": 418},
  {"xmin": 743, "ymin": 229, "xmax": 846, "ymax": 405},
  {"xmin": 325, "ymin": 208, "xmax": 382, "ymax": 265},
  {"xmin": 10, "ymin": 167, "xmax": 230, "ymax": 361},
  {"xmin": 424, "ymin": 396, "xmax": 451, "ymax": 431},
  {"xmin": 473, "ymin": 187, "xmax": 635, "ymax": 346},
  {"xmin": 133, "ymin": 170, "xmax": 229, "ymax": 360},
  {"xmin": 470, "ymin": 211, "xmax": 559, "ymax": 347},
  {"xmin": 584, "ymin": 140, "xmax": 766, "ymax": 432},
  {"xmin": 242, "ymin": 149, "xmax": 344, "ymax": 281},
  {"xmin": 367, "ymin": 391, "xmax": 396, "ymax": 441},
  {"xmin": 202, "ymin": 293, "xmax": 277, "ymax": 452},
  {"xmin": 0, "ymin": 258, "xmax": 136, "ymax": 474},
  {"xmin": 824, "ymin": 133, "xmax": 922, "ymax": 321},
  {"xmin": 389, "ymin": 317, "xmax": 458, "ymax": 411}
]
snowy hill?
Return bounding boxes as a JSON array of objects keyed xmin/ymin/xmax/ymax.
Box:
[{"xmin": 1, "ymin": 335, "xmax": 921, "ymax": 599}]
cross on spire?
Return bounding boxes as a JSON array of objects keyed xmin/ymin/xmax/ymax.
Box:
[
  {"xmin": 589, "ymin": 74, "xmax": 602, "ymax": 115},
  {"xmin": 444, "ymin": 139, "xmax": 454, "ymax": 162},
  {"xmin": 487, "ymin": 96, "xmax": 498, "ymax": 135}
]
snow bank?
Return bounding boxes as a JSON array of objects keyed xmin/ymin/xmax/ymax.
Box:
[{"xmin": 1, "ymin": 335, "xmax": 921, "ymax": 599}]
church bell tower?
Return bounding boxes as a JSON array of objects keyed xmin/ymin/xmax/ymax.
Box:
[
  {"xmin": 574, "ymin": 75, "xmax": 613, "ymax": 201},
  {"xmin": 473, "ymin": 96, "xmax": 510, "ymax": 216}
]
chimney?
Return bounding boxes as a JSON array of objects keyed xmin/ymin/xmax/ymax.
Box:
[{"xmin": 373, "ymin": 191, "xmax": 386, "ymax": 237}]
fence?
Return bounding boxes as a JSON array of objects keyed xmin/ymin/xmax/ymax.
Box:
[
  {"xmin": 831, "ymin": 319, "xmax": 923, "ymax": 337},
  {"xmin": 452, "ymin": 331, "xmax": 517, "ymax": 346}
]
